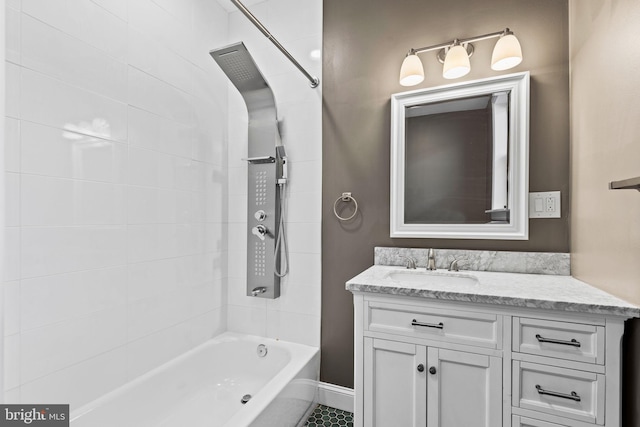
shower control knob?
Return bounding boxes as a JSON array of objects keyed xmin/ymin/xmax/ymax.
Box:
[
  {"xmin": 252, "ymin": 225, "xmax": 267, "ymax": 241},
  {"xmin": 254, "ymin": 210, "xmax": 266, "ymax": 221}
]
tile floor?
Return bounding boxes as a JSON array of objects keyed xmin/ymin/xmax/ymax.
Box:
[{"xmin": 304, "ymin": 404, "xmax": 354, "ymax": 427}]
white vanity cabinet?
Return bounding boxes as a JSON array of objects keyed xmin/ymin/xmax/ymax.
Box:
[
  {"xmin": 364, "ymin": 337, "xmax": 502, "ymax": 427},
  {"xmin": 351, "ymin": 286, "xmax": 634, "ymax": 427},
  {"xmin": 355, "ymin": 295, "xmax": 504, "ymax": 427}
]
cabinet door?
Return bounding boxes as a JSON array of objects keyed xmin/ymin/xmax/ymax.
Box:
[
  {"xmin": 427, "ymin": 348, "xmax": 502, "ymax": 427},
  {"xmin": 364, "ymin": 337, "xmax": 427, "ymax": 427}
]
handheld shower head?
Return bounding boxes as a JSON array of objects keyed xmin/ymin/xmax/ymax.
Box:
[{"xmin": 276, "ymin": 145, "xmax": 287, "ymax": 185}]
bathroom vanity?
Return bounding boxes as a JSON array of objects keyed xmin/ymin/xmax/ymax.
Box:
[{"xmin": 347, "ymin": 258, "xmax": 639, "ymax": 427}]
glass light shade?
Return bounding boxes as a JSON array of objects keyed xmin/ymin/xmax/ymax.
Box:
[
  {"xmin": 442, "ymin": 45, "xmax": 471, "ymax": 79},
  {"xmin": 491, "ymin": 34, "xmax": 523, "ymax": 70},
  {"xmin": 399, "ymin": 54, "xmax": 424, "ymax": 86}
]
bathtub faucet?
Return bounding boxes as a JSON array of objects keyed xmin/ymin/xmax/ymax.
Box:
[{"xmin": 251, "ymin": 286, "xmax": 267, "ymax": 296}]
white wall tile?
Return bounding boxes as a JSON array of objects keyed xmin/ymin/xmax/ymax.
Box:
[
  {"xmin": 127, "ymin": 258, "xmax": 178, "ymax": 302},
  {"xmin": 286, "ymin": 191, "xmax": 321, "ymax": 224},
  {"xmin": 227, "ymin": 304, "xmax": 267, "ymax": 336},
  {"xmin": 4, "ymin": 388, "xmax": 20, "ymax": 404},
  {"xmin": 266, "ymin": 310, "xmax": 320, "ymax": 347},
  {"xmin": 151, "ymin": 0, "xmax": 193, "ymax": 26},
  {"xmin": 21, "ymin": 226, "xmax": 127, "ymax": 278},
  {"xmin": 20, "ymin": 68, "xmax": 128, "ymax": 142},
  {"xmin": 286, "ymin": 222, "xmax": 321, "ymax": 254},
  {"xmin": 20, "ymin": 346, "xmax": 127, "ymax": 409},
  {"xmin": 20, "ymin": 306, "xmax": 127, "ymax": 383},
  {"xmin": 127, "ymin": 224, "xmax": 163, "ymax": 263},
  {"xmin": 128, "ymin": 0, "xmax": 194, "ymax": 64},
  {"xmin": 20, "ymin": 266, "xmax": 127, "ymax": 331},
  {"xmin": 21, "ymin": 14, "xmax": 128, "ymax": 102},
  {"xmin": 20, "ymin": 175, "xmax": 125, "ymax": 226},
  {"xmin": 5, "ymin": 173, "xmax": 20, "ymax": 226},
  {"xmin": 6, "ymin": 5, "xmax": 21, "ymax": 64},
  {"xmin": 267, "ymin": 0, "xmax": 322, "ymax": 43},
  {"xmin": 6, "ymin": 0, "xmax": 21, "ymax": 11},
  {"xmin": 286, "ymin": 160, "xmax": 322, "ymax": 194},
  {"xmin": 20, "ymin": 175, "xmax": 74, "ymax": 226},
  {"xmin": 128, "ymin": 106, "xmax": 194, "ymax": 158},
  {"xmin": 286, "ymin": 252, "xmax": 321, "ymax": 287},
  {"xmin": 5, "ymin": 61, "xmax": 20, "ymax": 118},
  {"xmin": 227, "ymin": 276, "xmax": 266, "ymax": 309},
  {"xmin": 125, "ymin": 317, "xmax": 197, "ymax": 380},
  {"xmin": 4, "ymin": 334, "xmax": 20, "ymax": 390},
  {"xmin": 4, "ymin": 281, "xmax": 20, "ymax": 336},
  {"xmin": 3, "ymin": 228, "xmax": 20, "ymax": 282},
  {"xmin": 128, "ymin": 27, "xmax": 194, "ymax": 96},
  {"xmin": 22, "ymin": 0, "xmax": 127, "ymax": 61},
  {"xmin": 278, "ymin": 100, "xmax": 322, "ymax": 162},
  {"xmin": 4, "ymin": 118, "xmax": 20, "ymax": 173},
  {"xmin": 21, "ymin": 121, "xmax": 127, "ymax": 184},
  {"xmin": 128, "ymin": 66, "xmax": 195, "ymax": 126},
  {"xmin": 90, "ymin": 0, "xmax": 127, "ymax": 21},
  {"xmin": 266, "ymin": 283, "xmax": 321, "ymax": 317}
]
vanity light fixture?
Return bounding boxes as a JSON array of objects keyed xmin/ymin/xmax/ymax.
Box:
[{"xmin": 399, "ymin": 28, "xmax": 523, "ymax": 86}]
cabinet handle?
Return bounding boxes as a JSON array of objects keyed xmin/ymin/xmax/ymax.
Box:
[
  {"xmin": 535, "ymin": 385, "xmax": 581, "ymax": 402},
  {"xmin": 417, "ymin": 364, "xmax": 425, "ymax": 373},
  {"xmin": 429, "ymin": 366, "xmax": 437, "ymax": 375},
  {"xmin": 411, "ymin": 319, "xmax": 444, "ymax": 329},
  {"xmin": 535, "ymin": 334, "xmax": 581, "ymax": 347}
]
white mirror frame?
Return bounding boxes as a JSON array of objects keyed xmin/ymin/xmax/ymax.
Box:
[{"xmin": 390, "ymin": 71, "xmax": 530, "ymax": 240}]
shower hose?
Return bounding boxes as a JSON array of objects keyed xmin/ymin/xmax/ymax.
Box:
[{"xmin": 274, "ymin": 183, "xmax": 289, "ymax": 277}]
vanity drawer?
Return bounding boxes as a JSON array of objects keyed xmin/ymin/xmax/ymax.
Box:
[
  {"xmin": 512, "ymin": 416, "xmax": 567, "ymax": 427},
  {"xmin": 513, "ymin": 361, "xmax": 604, "ymax": 424},
  {"xmin": 513, "ymin": 317, "xmax": 604, "ymax": 364},
  {"xmin": 365, "ymin": 301, "xmax": 500, "ymax": 348}
]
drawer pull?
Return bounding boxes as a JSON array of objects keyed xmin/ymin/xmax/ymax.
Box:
[
  {"xmin": 535, "ymin": 334, "xmax": 581, "ymax": 347},
  {"xmin": 411, "ymin": 319, "xmax": 444, "ymax": 329},
  {"xmin": 535, "ymin": 384, "xmax": 581, "ymax": 402}
]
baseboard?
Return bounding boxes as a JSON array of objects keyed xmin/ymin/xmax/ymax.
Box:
[{"xmin": 317, "ymin": 382, "xmax": 354, "ymax": 413}]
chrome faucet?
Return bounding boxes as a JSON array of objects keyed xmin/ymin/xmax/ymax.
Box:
[
  {"xmin": 251, "ymin": 286, "xmax": 267, "ymax": 296},
  {"xmin": 400, "ymin": 255, "xmax": 417, "ymax": 269},
  {"xmin": 448, "ymin": 259, "xmax": 460, "ymax": 272},
  {"xmin": 427, "ymin": 248, "xmax": 436, "ymax": 271}
]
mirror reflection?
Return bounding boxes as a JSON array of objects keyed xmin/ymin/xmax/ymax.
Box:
[{"xmin": 404, "ymin": 92, "xmax": 510, "ymax": 224}]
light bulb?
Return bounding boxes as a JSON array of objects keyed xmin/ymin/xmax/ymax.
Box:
[
  {"xmin": 442, "ymin": 45, "xmax": 470, "ymax": 79},
  {"xmin": 399, "ymin": 54, "xmax": 424, "ymax": 86},
  {"xmin": 491, "ymin": 34, "xmax": 523, "ymax": 71}
]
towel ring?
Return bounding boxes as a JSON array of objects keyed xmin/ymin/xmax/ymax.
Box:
[{"xmin": 334, "ymin": 192, "xmax": 358, "ymax": 221}]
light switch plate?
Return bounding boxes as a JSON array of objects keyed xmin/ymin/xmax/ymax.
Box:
[{"xmin": 529, "ymin": 191, "xmax": 561, "ymax": 218}]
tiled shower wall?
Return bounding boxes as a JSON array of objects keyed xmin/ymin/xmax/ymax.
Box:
[
  {"xmin": 225, "ymin": 0, "xmax": 322, "ymax": 346},
  {"xmin": 3, "ymin": 0, "xmax": 229, "ymax": 407}
]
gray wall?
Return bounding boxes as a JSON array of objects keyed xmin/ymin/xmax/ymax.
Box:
[
  {"xmin": 569, "ymin": 1, "xmax": 640, "ymax": 424},
  {"xmin": 321, "ymin": 0, "xmax": 570, "ymax": 388}
]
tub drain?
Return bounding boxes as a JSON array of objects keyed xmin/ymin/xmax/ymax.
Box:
[{"xmin": 240, "ymin": 394, "xmax": 252, "ymax": 404}]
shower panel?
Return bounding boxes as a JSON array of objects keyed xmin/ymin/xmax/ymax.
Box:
[{"xmin": 210, "ymin": 42, "xmax": 285, "ymax": 299}]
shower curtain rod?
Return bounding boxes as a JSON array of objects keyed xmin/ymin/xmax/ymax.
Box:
[{"xmin": 230, "ymin": 0, "xmax": 320, "ymax": 88}]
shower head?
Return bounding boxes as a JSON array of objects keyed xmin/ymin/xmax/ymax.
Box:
[{"xmin": 210, "ymin": 42, "xmax": 277, "ymax": 117}]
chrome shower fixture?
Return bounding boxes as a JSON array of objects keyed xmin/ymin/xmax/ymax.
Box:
[{"xmin": 210, "ymin": 42, "xmax": 286, "ymax": 299}]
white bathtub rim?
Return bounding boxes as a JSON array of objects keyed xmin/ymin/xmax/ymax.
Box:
[
  {"xmin": 70, "ymin": 332, "xmax": 319, "ymax": 424},
  {"xmin": 224, "ymin": 340, "xmax": 320, "ymax": 426}
]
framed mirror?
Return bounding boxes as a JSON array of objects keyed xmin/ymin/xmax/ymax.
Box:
[{"xmin": 390, "ymin": 72, "xmax": 529, "ymax": 239}]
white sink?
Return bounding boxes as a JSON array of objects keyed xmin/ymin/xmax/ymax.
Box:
[{"xmin": 385, "ymin": 270, "xmax": 479, "ymax": 288}]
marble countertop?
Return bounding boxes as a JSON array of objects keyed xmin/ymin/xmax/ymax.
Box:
[{"xmin": 346, "ymin": 265, "xmax": 640, "ymax": 317}]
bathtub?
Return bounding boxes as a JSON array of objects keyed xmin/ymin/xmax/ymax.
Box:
[{"xmin": 70, "ymin": 333, "xmax": 319, "ymax": 427}]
